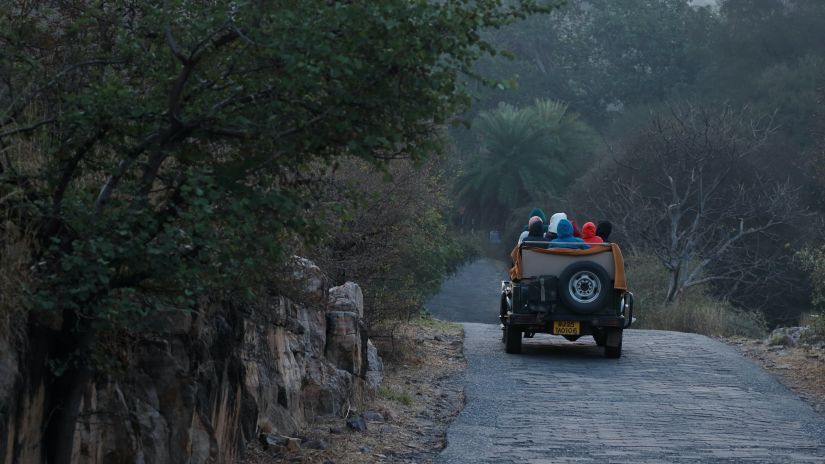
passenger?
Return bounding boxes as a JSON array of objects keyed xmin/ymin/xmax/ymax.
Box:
[
  {"xmin": 596, "ymin": 221, "xmax": 613, "ymax": 242},
  {"xmin": 518, "ymin": 215, "xmax": 543, "ymax": 244},
  {"xmin": 581, "ymin": 222, "xmax": 604, "ymax": 244},
  {"xmin": 521, "ymin": 219, "xmax": 551, "ymax": 248},
  {"xmin": 546, "ymin": 212, "xmax": 568, "ymax": 240},
  {"xmin": 527, "ymin": 208, "xmax": 547, "ymax": 227},
  {"xmin": 549, "ymin": 219, "xmax": 589, "ymax": 250},
  {"xmin": 571, "ymin": 220, "xmax": 582, "ymax": 238}
]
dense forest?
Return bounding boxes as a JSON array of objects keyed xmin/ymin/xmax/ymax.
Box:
[
  {"xmin": 2, "ymin": 0, "xmax": 825, "ymax": 461},
  {"xmin": 451, "ymin": 0, "xmax": 825, "ymax": 331}
]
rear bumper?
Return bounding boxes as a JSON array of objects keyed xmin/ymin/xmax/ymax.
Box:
[
  {"xmin": 507, "ymin": 314, "xmax": 626, "ymax": 333},
  {"xmin": 506, "ymin": 292, "xmax": 634, "ymax": 332}
]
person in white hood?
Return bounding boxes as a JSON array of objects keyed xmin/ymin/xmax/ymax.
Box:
[{"xmin": 546, "ymin": 212, "xmax": 568, "ymax": 239}]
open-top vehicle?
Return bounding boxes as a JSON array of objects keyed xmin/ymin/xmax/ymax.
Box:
[{"xmin": 501, "ymin": 241, "xmax": 634, "ymax": 358}]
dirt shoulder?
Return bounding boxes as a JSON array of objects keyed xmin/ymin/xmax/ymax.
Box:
[
  {"xmin": 727, "ymin": 338, "xmax": 825, "ymax": 416},
  {"xmin": 243, "ymin": 317, "xmax": 466, "ymax": 463}
]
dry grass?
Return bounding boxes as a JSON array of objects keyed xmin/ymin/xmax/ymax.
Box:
[
  {"xmin": 733, "ymin": 340, "xmax": 825, "ymax": 416},
  {"xmin": 628, "ymin": 254, "xmax": 767, "ymax": 338}
]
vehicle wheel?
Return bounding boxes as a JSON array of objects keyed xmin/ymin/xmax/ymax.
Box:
[
  {"xmin": 505, "ymin": 324, "xmax": 522, "ymax": 354},
  {"xmin": 558, "ymin": 261, "xmax": 611, "ymax": 314},
  {"xmin": 604, "ymin": 330, "xmax": 623, "ymax": 359}
]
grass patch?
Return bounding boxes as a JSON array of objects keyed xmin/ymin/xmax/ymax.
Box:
[
  {"xmin": 378, "ymin": 385, "xmax": 414, "ymax": 406},
  {"xmin": 627, "ymin": 254, "xmax": 767, "ymax": 338},
  {"xmin": 415, "ymin": 311, "xmax": 461, "ymax": 331}
]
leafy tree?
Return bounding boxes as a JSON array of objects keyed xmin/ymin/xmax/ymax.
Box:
[
  {"xmin": 471, "ymin": 0, "xmax": 716, "ymax": 124},
  {"xmin": 0, "ymin": 1, "xmax": 554, "ymax": 461},
  {"xmin": 455, "ymin": 99, "xmax": 597, "ymax": 225}
]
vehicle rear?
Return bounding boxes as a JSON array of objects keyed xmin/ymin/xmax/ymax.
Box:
[{"xmin": 500, "ymin": 242, "xmax": 633, "ymax": 358}]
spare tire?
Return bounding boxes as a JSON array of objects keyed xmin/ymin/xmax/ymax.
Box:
[{"xmin": 558, "ymin": 261, "xmax": 611, "ymax": 314}]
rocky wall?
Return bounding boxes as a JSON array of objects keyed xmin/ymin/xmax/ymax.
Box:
[{"xmin": 0, "ymin": 257, "xmax": 382, "ymax": 463}]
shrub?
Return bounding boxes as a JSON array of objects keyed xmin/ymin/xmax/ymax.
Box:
[
  {"xmin": 312, "ymin": 157, "xmax": 474, "ymax": 326},
  {"xmin": 627, "ymin": 254, "xmax": 767, "ymax": 338},
  {"xmin": 800, "ymin": 313, "xmax": 825, "ymax": 344}
]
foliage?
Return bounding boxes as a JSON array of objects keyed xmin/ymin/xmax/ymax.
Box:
[
  {"xmin": 470, "ymin": 0, "xmax": 715, "ymax": 124},
  {"xmin": 311, "ymin": 157, "xmax": 472, "ymax": 326},
  {"xmin": 798, "ymin": 246, "xmax": 825, "ymax": 310},
  {"xmin": 574, "ymin": 104, "xmax": 801, "ymax": 306},
  {"xmin": 0, "ymin": 0, "xmax": 552, "ymax": 341},
  {"xmin": 0, "ymin": 1, "xmax": 557, "ymax": 460},
  {"xmin": 627, "ymin": 253, "xmax": 767, "ymax": 338},
  {"xmin": 800, "ymin": 314, "xmax": 825, "ymax": 344},
  {"xmin": 454, "ymin": 99, "xmax": 598, "ymax": 226}
]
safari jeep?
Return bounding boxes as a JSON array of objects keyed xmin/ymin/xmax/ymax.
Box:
[{"xmin": 500, "ymin": 241, "xmax": 634, "ymax": 358}]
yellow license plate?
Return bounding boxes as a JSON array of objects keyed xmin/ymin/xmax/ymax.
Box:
[{"xmin": 553, "ymin": 320, "xmax": 580, "ymax": 335}]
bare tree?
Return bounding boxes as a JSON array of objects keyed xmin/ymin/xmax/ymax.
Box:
[{"xmin": 593, "ymin": 105, "xmax": 801, "ymax": 303}]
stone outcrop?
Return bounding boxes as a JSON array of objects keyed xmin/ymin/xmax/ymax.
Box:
[{"xmin": 0, "ymin": 257, "xmax": 382, "ymax": 464}]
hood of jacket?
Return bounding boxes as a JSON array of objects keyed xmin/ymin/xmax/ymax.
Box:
[
  {"xmin": 556, "ymin": 219, "xmax": 574, "ymax": 238},
  {"xmin": 582, "ymin": 222, "xmax": 597, "ymax": 239},
  {"xmin": 528, "ymin": 208, "xmax": 547, "ymax": 223},
  {"xmin": 596, "ymin": 221, "xmax": 612, "ymax": 241},
  {"xmin": 527, "ymin": 220, "xmax": 544, "ymax": 237},
  {"xmin": 548, "ymin": 212, "xmax": 568, "ymax": 234}
]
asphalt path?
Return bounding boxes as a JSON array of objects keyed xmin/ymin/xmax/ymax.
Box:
[{"xmin": 427, "ymin": 259, "xmax": 825, "ymax": 463}]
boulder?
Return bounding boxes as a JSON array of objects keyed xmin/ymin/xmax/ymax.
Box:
[
  {"xmin": 325, "ymin": 311, "xmax": 365, "ymax": 376},
  {"xmin": 366, "ymin": 340, "xmax": 384, "ymax": 389},
  {"xmin": 346, "ymin": 416, "xmax": 368, "ymax": 432},
  {"xmin": 328, "ymin": 282, "xmax": 364, "ymax": 318},
  {"xmin": 291, "ymin": 256, "xmax": 328, "ymax": 304}
]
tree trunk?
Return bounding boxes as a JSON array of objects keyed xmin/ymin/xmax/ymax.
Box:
[
  {"xmin": 665, "ymin": 266, "xmax": 681, "ymax": 303},
  {"xmin": 45, "ymin": 313, "xmax": 95, "ymax": 464}
]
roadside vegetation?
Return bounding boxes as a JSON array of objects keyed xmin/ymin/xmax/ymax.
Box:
[
  {"xmin": 0, "ymin": 1, "xmax": 555, "ymax": 461},
  {"xmin": 450, "ymin": 0, "xmax": 825, "ymax": 337}
]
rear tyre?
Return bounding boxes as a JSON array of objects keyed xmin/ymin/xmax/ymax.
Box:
[
  {"xmin": 505, "ymin": 324, "xmax": 522, "ymax": 354},
  {"xmin": 604, "ymin": 330, "xmax": 623, "ymax": 359},
  {"xmin": 558, "ymin": 261, "xmax": 611, "ymax": 314}
]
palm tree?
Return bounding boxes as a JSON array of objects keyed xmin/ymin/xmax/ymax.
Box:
[{"xmin": 455, "ymin": 99, "xmax": 598, "ymax": 225}]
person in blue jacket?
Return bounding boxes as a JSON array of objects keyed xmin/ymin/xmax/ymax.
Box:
[{"xmin": 549, "ymin": 219, "xmax": 589, "ymax": 250}]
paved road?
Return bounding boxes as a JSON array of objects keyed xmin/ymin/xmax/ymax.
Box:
[
  {"xmin": 428, "ymin": 259, "xmax": 825, "ymax": 463},
  {"xmin": 425, "ymin": 258, "xmax": 509, "ymax": 324}
]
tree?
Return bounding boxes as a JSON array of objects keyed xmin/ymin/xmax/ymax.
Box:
[
  {"xmin": 0, "ymin": 1, "xmax": 554, "ymax": 461},
  {"xmin": 471, "ymin": 0, "xmax": 717, "ymax": 124},
  {"xmin": 586, "ymin": 105, "xmax": 800, "ymax": 303},
  {"xmin": 454, "ymin": 99, "xmax": 597, "ymax": 225}
]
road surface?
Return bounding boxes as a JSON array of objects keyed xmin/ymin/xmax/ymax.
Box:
[{"xmin": 427, "ymin": 259, "xmax": 825, "ymax": 463}]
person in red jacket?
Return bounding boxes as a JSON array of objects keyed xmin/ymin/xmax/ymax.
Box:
[{"xmin": 581, "ymin": 221, "xmax": 604, "ymax": 244}]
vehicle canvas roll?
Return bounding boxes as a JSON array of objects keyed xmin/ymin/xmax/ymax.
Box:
[{"xmin": 509, "ymin": 243, "xmax": 627, "ymax": 290}]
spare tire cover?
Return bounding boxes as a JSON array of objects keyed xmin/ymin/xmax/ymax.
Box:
[{"xmin": 557, "ymin": 261, "xmax": 611, "ymax": 314}]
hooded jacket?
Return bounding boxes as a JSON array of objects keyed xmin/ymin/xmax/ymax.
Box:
[
  {"xmin": 549, "ymin": 219, "xmax": 589, "ymax": 250},
  {"xmin": 522, "ymin": 220, "xmax": 550, "ymax": 248},
  {"xmin": 518, "ymin": 215, "xmax": 543, "ymax": 244},
  {"xmin": 581, "ymin": 222, "xmax": 603, "ymax": 244},
  {"xmin": 548, "ymin": 212, "xmax": 568, "ymax": 234},
  {"xmin": 571, "ymin": 220, "xmax": 581, "ymax": 238},
  {"xmin": 596, "ymin": 221, "xmax": 613, "ymax": 242},
  {"xmin": 522, "ymin": 208, "xmax": 549, "ymax": 234}
]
